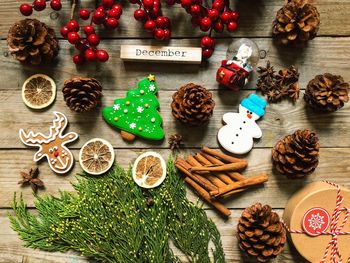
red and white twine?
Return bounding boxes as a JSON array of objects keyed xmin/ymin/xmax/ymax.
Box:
[{"xmin": 282, "ymin": 181, "xmax": 350, "ymax": 263}]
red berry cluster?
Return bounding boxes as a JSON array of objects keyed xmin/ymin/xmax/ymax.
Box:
[
  {"xmin": 130, "ymin": 0, "xmax": 171, "ymax": 40},
  {"xmin": 20, "ymin": 0, "xmax": 62, "ymax": 16},
  {"xmin": 169, "ymin": 0, "xmax": 239, "ymax": 58},
  {"xmin": 60, "ymin": 0, "xmax": 124, "ymax": 64}
]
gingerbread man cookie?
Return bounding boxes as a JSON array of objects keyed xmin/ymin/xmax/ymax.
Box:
[{"xmin": 19, "ymin": 111, "xmax": 78, "ymax": 174}]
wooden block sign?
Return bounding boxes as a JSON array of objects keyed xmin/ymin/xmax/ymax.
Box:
[{"xmin": 120, "ymin": 45, "xmax": 202, "ymax": 64}]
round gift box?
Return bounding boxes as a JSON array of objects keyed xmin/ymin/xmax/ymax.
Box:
[{"xmin": 283, "ymin": 181, "xmax": 350, "ymax": 262}]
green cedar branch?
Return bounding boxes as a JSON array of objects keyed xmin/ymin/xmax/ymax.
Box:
[{"xmin": 9, "ymin": 158, "xmax": 225, "ymax": 263}]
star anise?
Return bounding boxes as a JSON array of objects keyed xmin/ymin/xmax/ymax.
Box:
[
  {"xmin": 18, "ymin": 167, "xmax": 44, "ymax": 193},
  {"xmin": 257, "ymin": 61, "xmax": 300, "ymax": 103},
  {"xmin": 168, "ymin": 134, "xmax": 184, "ymax": 152}
]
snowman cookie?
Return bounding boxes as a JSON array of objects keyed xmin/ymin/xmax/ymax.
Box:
[{"xmin": 218, "ymin": 94, "xmax": 267, "ymax": 154}]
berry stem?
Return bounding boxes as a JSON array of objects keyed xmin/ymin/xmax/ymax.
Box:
[{"xmin": 70, "ymin": 0, "xmax": 77, "ymax": 20}]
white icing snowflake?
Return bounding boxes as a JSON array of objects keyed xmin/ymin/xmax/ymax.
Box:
[
  {"xmin": 137, "ymin": 106, "xmax": 144, "ymax": 113},
  {"xmin": 129, "ymin": 123, "xmax": 136, "ymax": 129},
  {"xmin": 113, "ymin": 104, "xmax": 120, "ymax": 111},
  {"xmin": 149, "ymin": 84, "xmax": 156, "ymax": 92},
  {"xmin": 308, "ymin": 213, "xmax": 325, "ymax": 231}
]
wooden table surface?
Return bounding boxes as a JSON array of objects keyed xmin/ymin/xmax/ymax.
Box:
[{"xmin": 1, "ymin": 0, "xmax": 350, "ymax": 262}]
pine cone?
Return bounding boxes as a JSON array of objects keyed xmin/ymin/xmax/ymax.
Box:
[
  {"xmin": 272, "ymin": 0, "xmax": 320, "ymax": 45},
  {"xmin": 237, "ymin": 203, "xmax": 286, "ymax": 262},
  {"xmin": 304, "ymin": 73, "xmax": 349, "ymax": 112},
  {"xmin": 272, "ymin": 129, "xmax": 320, "ymax": 178},
  {"xmin": 63, "ymin": 77, "xmax": 103, "ymax": 113},
  {"xmin": 7, "ymin": 19, "xmax": 59, "ymax": 65},
  {"xmin": 171, "ymin": 83, "xmax": 215, "ymax": 126}
]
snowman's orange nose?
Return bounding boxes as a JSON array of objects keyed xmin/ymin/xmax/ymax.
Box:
[
  {"xmin": 54, "ymin": 151, "xmax": 59, "ymax": 157},
  {"xmin": 247, "ymin": 114, "xmax": 252, "ymax": 119}
]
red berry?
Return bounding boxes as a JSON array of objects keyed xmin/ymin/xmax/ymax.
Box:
[
  {"xmin": 163, "ymin": 17, "xmax": 170, "ymax": 28},
  {"xmin": 96, "ymin": 6, "xmax": 105, "ymax": 12},
  {"xmin": 102, "ymin": 0, "xmax": 114, "ymax": 8},
  {"xmin": 155, "ymin": 16, "xmax": 167, "ymax": 28},
  {"xmin": 75, "ymin": 40, "xmax": 88, "ymax": 51},
  {"xmin": 96, "ymin": 50, "xmax": 109, "ymax": 62},
  {"xmin": 220, "ymin": 11, "xmax": 231, "ymax": 24},
  {"xmin": 108, "ymin": 9, "xmax": 121, "ymax": 19},
  {"xmin": 212, "ymin": 0, "xmax": 223, "ymax": 11},
  {"xmin": 73, "ymin": 54, "xmax": 85, "ymax": 65},
  {"xmin": 200, "ymin": 17, "xmax": 212, "ymax": 31},
  {"xmin": 227, "ymin": 21, "xmax": 237, "ymax": 32},
  {"xmin": 181, "ymin": 0, "xmax": 192, "ymax": 8},
  {"xmin": 50, "ymin": 0, "xmax": 62, "ymax": 11},
  {"xmin": 60, "ymin": 26, "xmax": 69, "ymax": 37},
  {"xmin": 87, "ymin": 34, "xmax": 100, "ymax": 46},
  {"xmin": 67, "ymin": 20, "xmax": 80, "ymax": 32},
  {"xmin": 33, "ymin": 0, "xmax": 46, "ymax": 11},
  {"xmin": 231, "ymin": 11, "xmax": 239, "ymax": 21},
  {"xmin": 201, "ymin": 36, "xmax": 215, "ymax": 48},
  {"xmin": 144, "ymin": 20, "xmax": 156, "ymax": 32},
  {"xmin": 112, "ymin": 4, "xmax": 123, "ymax": 14},
  {"xmin": 20, "ymin": 4, "xmax": 33, "ymax": 16},
  {"xmin": 151, "ymin": 6, "xmax": 160, "ymax": 16},
  {"xmin": 143, "ymin": 0, "xmax": 154, "ymax": 9},
  {"xmin": 207, "ymin": 9, "xmax": 219, "ymax": 21},
  {"xmin": 202, "ymin": 48, "xmax": 214, "ymax": 59},
  {"xmin": 213, "ymin": 21, "xmax": 223, "ymax": 32},
  {"xmin": 83, "ymin": 25, "xmax": 95, "ymax": 35},
  {"xmin": 134, "ymin": 9, "xmax": 146, "ymax": 21},
  {"xmin": 93, "ymin": 10, "xmax": 105, "ymax": 23},
  {"xmin": 163, "ymin": 28, "xmax": 171, "ymax": 39},
  {"xmin": 105, "ymin": 18, "xmax": 119, "ymax": 29},
  {"xmin": 67, "ymin": 32, "xmax": 80, "ymax": 44},
  {"xmin": 190, "ymin": 5, "xmax": 201, "ymax": 16},
  {"xmin": 79, "ymin": 8, "xmax": 90, "ymax": 20},
  {"xmin": 85, "ymin": 49, "xmax": 96, "ymax": 61},
  {"xmin": 154, "ymin": 28, "xmax": 165, "ymax": 40}
]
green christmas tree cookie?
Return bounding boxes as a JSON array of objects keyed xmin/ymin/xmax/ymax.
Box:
[{"xmin": 102, "ymin": 75, "xmax": 165, "ymax": 141}]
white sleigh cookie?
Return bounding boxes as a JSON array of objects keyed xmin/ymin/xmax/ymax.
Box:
[
  {"xmin": 19, "ymin": 111, "xmax": 78, "ymax": 174},
  {"xmin": 218, "ymin": 94, "xmax": 267, "ymax": 154}
]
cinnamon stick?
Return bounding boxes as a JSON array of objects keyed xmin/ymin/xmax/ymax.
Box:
[
  {"xmin": 190, "ymin": 161, "xmax": 248, "ymax": 172},
  {"xmin": 194, "ymin": 153, "xmax": 235, "ymax": 184},
  {"xmin": 202, "ymin": 146, "xmax": 244, "ymax": 163},
  {"xmin": 200, "ymin": 152, "xmax": 246, "ymax": 181},
  {"xmin": 220, "ymin": 188, "xmax": 247, "ymax": 199},
  {"xmin": 176, "ymin": 158, "xmax": 218, "ymax": 190},
  {"xmin": 186, "ymin": 155, "xmax": 226, "ymax": 188},
  {"xmin": 175, "ymin": 159, "xmax": 217, "ymax": 192},
  {"xmin": 183, "ymin": 176, "xmax": 231, "ymax": 217},
  {"xmin": 210, "ymin": 174, "xmax": 269, "ymax": 197}
]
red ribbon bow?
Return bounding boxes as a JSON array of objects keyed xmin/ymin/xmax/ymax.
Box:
[{"xmin": 283, "ymin": 181, "xmax": 350, "ymax": 263}]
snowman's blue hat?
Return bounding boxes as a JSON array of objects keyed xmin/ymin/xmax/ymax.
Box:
[{"xmin": 241, "ymin": 94, "xmax": 267, "ymax": 117}]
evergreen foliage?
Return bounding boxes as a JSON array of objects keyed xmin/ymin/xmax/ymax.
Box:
[{"xmin": 9, "ymin": 159, "xmax": 225, "ymax": 263}]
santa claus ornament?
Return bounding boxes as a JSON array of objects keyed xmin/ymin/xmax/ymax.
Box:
[
  {"xmin": 218, "ymin": 94, "xmax": 267, "ymax": 154},
  {"xmin": 216, "ymin": 38, "xmax": 259, "ymax": 91}
]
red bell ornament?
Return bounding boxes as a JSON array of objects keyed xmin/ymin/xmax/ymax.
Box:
[{"xmin": 216, "ymin": 38, "xmax": 259, "ymax": 91}]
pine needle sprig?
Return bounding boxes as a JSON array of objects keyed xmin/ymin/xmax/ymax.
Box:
[{"xmin": 10, "ymin": 158, "xmax": 225, "ymax": 263}]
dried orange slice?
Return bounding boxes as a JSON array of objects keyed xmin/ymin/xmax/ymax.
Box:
[
  {"xmin": 132, "ymin": 152, "xmax": 166, "ymax": 188},
  {"xmin": 22, "ymin": 74, "xmax": 56, "ymax": 109},
  {"xmin": 79, "ymin": 138, "xmax": 115, "ymax": 175}
]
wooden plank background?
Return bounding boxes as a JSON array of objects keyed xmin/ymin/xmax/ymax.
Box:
[{"xmin": 0, "ymin": 0, "xmax": 349, "ymax": 262}]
